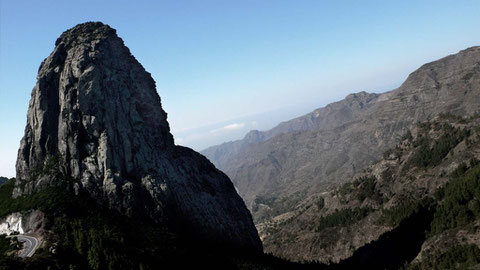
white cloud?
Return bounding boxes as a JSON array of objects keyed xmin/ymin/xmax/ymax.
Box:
[{"xmin": 210, "ymin": 122, "xmax": 245, "ymax": 134}]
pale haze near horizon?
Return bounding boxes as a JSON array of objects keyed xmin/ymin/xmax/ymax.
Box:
[{"xmin": 1, "ymin": 1, "xmax": 480, "ymax": 177}]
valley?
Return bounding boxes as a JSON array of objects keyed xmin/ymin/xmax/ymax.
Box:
[{"xmin": 202, "ymin": 46, "xmax": 480, "ymax": 268}]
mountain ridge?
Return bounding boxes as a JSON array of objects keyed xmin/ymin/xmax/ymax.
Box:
[
  {"xmin": 202, "ymin": 45, "xmax": 480, "ymax": 223},
  {"xmin": 202, "ymin": 91, "xmax": 380, "ymax": 168}
]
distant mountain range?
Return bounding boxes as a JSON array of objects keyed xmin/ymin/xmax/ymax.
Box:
[{"xmin": 202, "ymin": 46, "xmax": 480, "ymax": 224}]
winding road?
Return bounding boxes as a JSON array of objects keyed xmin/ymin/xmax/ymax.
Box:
[{"xmin": 15, "ymin": 235, "xmax": 40, "ymax": 258}]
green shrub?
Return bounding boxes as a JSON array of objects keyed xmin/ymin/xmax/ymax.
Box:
[
  {"xmin": 338, "ymin": 182, "xmax": 354, "ymax": 197},
  {"xmin": 0, "ymin": 235, "xmax": 19, "ymax": 256},
  {"xmin": 316, "ymin": 197, "xmax": 325, "ymax": 210},
  {"xmin": 429, "ymin": 164, "xmax": 480, "ymax": 236},
  {"xmin": 402, "ymin": 130, "xmax": 413, "ymax": 142},
  {"xmin": 379, "ymin": 198, "xmax": 434, "ymax": 227},
  {"xmin": 0, "ymin": 179, "xmax": 72, "ymax": 219},
  {"xmin": 354, "ymin": 176, "xmax": 383, "ymax": 203},
  {"xmin": 315, "ymin": 207, "xmax": 373, "ymax": 231},
  {"xmin": 449, "ymin": 162, "xmax": 468, "ymax": 178},
  {"xmin": 410, "ymin": 124, "xmax": 470, "ymax": 168},
  {"xmin": 338, "ymin": 176, "xmax": 383, "ymax": 204}
]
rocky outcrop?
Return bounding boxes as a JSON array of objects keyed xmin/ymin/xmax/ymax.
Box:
[
  {"xmin": 15, "ymin": 22, "xmax": 261, "ymax": 251},
  {"xmin": 0, "ymin": 210, "xmax": 44, "ymax": 235},
  {"xmin": 0, "ymin": 213, "xmax": 25, "ymax": 235}
]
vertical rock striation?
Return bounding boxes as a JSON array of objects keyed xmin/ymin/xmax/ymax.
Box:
[{"xmin": 15, "ymin": 22, "xmax": 261, "ymax": 251}]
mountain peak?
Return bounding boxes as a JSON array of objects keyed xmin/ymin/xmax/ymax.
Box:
[
  {"xmin": 15, "ymin": 22, "xmax": 261, "ymax": 251},
  {"xmin": 345, "ymin": 91, "xmax": 379, "ymax": 103},
  {"xmin": 345, "ymin": 91, "xmax": 367, "ymax": 99},
  {"xmin": 55, "ymin": 22, "xmax": 116, "ymax": 46}
]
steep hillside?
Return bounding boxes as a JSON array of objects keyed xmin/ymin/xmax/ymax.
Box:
[
  {"xmin": 0, "ymin": 177, "xmax": 324, "ymax": 269},
  {"xmin": 261, "ymin": 114, "xmax": 480, "ymax": 269},
  {"xmin": 202, "ymin": 46, "xmax": 480, "ymax": 223}
]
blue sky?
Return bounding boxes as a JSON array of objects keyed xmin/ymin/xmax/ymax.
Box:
[{"xmin": 1, "ymin": 0, "xmax": 480, "ymax": 177}]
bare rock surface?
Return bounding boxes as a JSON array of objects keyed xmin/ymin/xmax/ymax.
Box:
[
  {"xmin": 15, "ymin": 22, "xmax": 261, "ymax": 251},
  {"xmin": 0, "ymin": 210, "xmax": 44, "ymax": 236}
]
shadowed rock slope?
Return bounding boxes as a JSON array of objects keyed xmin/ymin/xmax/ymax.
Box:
[
  {"xmin": 202, "ymin": 46, "xmax": 480, "ymax": 223},
  {"xmin": 14, "ymin": 22, "xmax": 261, "ymax": 252}
]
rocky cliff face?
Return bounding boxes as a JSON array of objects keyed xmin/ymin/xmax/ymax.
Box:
[
  {"xmin": 0, "ymin": 210, "xmax": 44, "ymax": 236},
  {"xmin": 202, "ymin": 46, "xmax": 480, "ymax": 223},
  {"xmin": 15, "ymin": 22, "xmax": 261, "ymax": 251}
]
